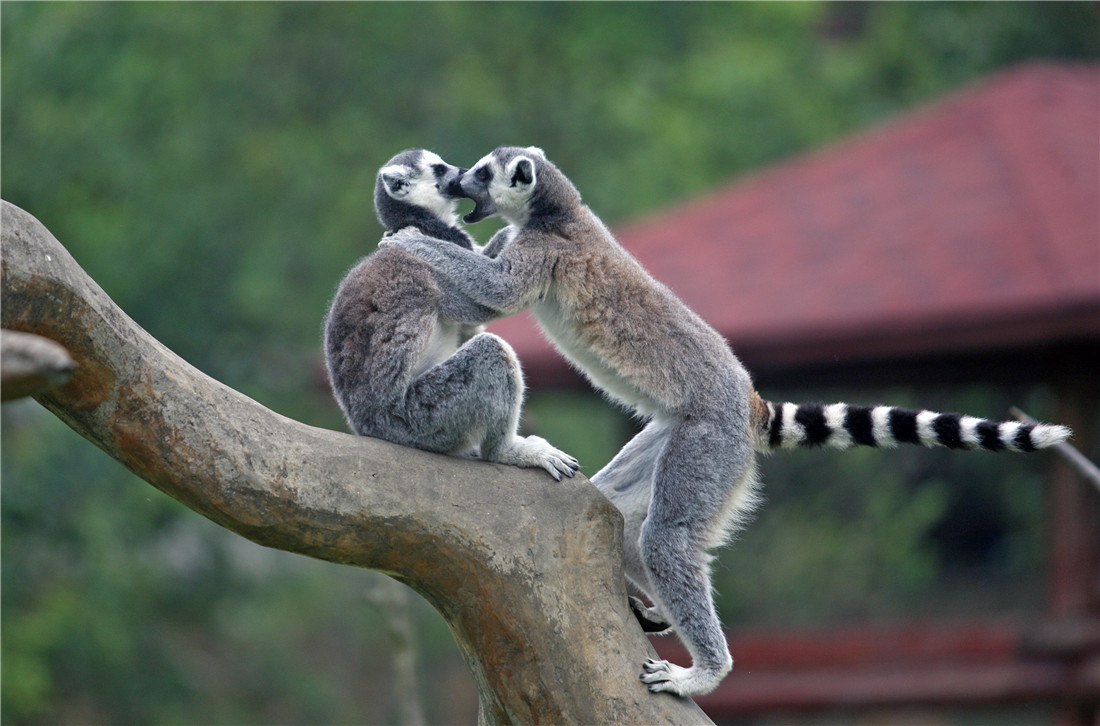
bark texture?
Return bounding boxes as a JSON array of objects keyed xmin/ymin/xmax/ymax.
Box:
[{"xmin": 0, "ymin": 200, "xmax": 712, "ymax": 725}]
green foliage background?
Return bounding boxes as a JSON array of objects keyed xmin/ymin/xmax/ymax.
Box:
[{"xmin": 2, "ymin": 3, "xmax": 1096, "ymax": 724}]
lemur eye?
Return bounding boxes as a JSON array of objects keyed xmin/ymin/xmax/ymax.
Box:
[
  {"xmin": 431, "ymin": 164, "xmax": 448, "ymax": 178},
  {"xmin": 475, "ymin": 167, "xmax": 491, "ymax": 182}
]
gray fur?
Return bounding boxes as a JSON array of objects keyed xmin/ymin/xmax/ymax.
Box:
[
  {"xmin": 381, "ymin": 145, "xmax": 1070, "ymax": 696},
  {"xmin": 381, "ymin": 146, "xmax": 748, "ymax": 696},
  {"xmin": 323, "ymin": 149, "xmax": 578, "ymax": 481}
]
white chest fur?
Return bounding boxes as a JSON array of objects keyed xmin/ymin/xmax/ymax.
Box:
[
  {"xmin": 532, "ymin": 293, "xmax": 659, "ymax": 416},
  {"xmin": 413, "ymin": 319, "xmax": 462, "ymax": 378}
]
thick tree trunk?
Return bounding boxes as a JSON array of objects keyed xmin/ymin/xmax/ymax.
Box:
[{"xmin": 1, "ymin": 200, "xmax": 712, "ymax": 725}]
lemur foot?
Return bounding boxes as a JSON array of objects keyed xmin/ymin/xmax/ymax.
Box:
[
  {"xmin": 640, "ymin": 658, "xmax": 728, "ymax": 696},
  {"xmin": 502, "ymin": 436, "xmax": 579, "ymax": 481},
  {"xmin": 629, "ymin": 596, "xmax": 672, "ymax": 633}
]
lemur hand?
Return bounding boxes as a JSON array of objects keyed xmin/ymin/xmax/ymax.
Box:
[{"xmin": 378, "ymin": 225, "xmax": 440, "ymax": 249}]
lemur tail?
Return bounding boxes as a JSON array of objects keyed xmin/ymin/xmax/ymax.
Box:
[{"xmin": 749, "ymin": 391, "xmax": 1070, "ymax": 453}]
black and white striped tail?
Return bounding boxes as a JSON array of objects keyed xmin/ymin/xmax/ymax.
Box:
[{"xmin": 758, "ymin": 401, "xmax": 1070, "ymax": 453}]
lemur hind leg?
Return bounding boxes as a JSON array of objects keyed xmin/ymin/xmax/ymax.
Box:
[
  {"xmin": 401, "ymin": 333, "xmax": 521, "ymax": 450},
  {"xmin": 591, "ymin": 419, "xmax": 674, "ymax": 633},
  {"xmin": 403, "ymin": 333, "xmax": 577, "ymax": 479},
  {"xmin": 638, "ymin": 415, "xmax": 751, "ymax": 696}
]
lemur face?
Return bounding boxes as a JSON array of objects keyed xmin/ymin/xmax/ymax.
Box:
[
  {"xmin": 378, "ymin": 150, "xmax": 467, "ymax": 227},
  {"xmin": 455, "ymin": 153, "xmax": 503, "ymax": 224},
  {"xmin": 457, "ymin": 146, "xmax": 545, "ymax": 226}
]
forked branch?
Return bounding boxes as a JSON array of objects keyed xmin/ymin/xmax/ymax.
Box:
[{"xmin": 0, "ymin": 200, "xmax": 711, "ymax": 726}]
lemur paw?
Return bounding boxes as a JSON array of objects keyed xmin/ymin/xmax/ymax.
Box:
[
  {"xmin": 629, "ymin": 596, "xmax": 672, "ymax": 633},
  {"xmin": 640, "ymin": 659, "xmax": 684, "ymax": 694},
  {"xmin": 639, "ymin": 659, "xmax": 727, "ymax": 696},
  {"xmin": 377, "ymin": 226, "xmax": 421, "ymax": 247},
  {"xmin": 510, "ymin": 435, "xmax": 579, "ymax": 481},
  {"xmin": 378, "ymin": 226, "xmax": 446, "ymax": 249}
]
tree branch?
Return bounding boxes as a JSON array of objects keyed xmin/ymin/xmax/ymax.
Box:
[
  {"xmin": 1, "ymin": 329, "xmax": 74, "ymax": 401},
  {"xmin": 0, "ymin": 200, "xmax": 711, "ymax": 725},
  {"xmin": 1012, "ymin": 406, "xmax": 1100, "ymax": 493}
]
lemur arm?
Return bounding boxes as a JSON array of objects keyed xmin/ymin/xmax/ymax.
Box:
[
  {"xmin": 446, "ymin": 228, "xmax": 514, "ymax": 336},
  {"xmin": 478, "ymin": 226, "xmax": 514, "ymax": 259},
  {"xmin": 382, "ymin": 227, "xmax": 547, "ymax": 316},
  {"xmin": 436, "ymin": 278, "xmax": 502, "ymax": 326}
]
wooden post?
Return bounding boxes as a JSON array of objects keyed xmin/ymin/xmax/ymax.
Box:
[{"xmin": 1048, "ymin": 361, "xmax": 1100, "ymax": 726}]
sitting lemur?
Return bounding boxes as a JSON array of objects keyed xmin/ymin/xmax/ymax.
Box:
[{"xmin": 324, "ymin": 148, "xmax": 577, "ymax": 480}]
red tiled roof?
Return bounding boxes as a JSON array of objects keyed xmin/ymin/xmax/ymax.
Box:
[{"xmin": 490, "ymin": 63, "xmax": 1100, "ymax": 386}]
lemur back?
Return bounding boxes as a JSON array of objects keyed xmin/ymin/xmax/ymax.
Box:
[
  {"xmin": 382, "ymin": 145, "xmax": 1070, "ymax": 698},
  {"xmin": 323, "ymin": 149, "xmax": 577, "ymax": 480}
]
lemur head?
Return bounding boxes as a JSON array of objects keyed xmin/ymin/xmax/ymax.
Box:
[
  {"xmin": 457, "ymin": 146, "xmax": 581, "ymax": 229},
  {"xmin": 375, "ymin": 149, "xmax": 474, "ymax": 248}
]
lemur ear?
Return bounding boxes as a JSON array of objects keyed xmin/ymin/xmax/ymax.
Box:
[
  {"xmin": 525, "ymin": 146, "xmax": 546, "ymax": 160},
  {"xmin": 509, "ymin": 157, "xmax": 536, "ymax": 188},
  {"xmin": 380, "ymin": 165, "xmax": 411, "ymax": 198}
]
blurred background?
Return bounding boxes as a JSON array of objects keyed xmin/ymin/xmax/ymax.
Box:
[{"xmin": 2, "ymin": 3, "xmax": 1097, "ymax": 725}]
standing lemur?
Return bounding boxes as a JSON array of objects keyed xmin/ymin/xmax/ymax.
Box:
[
  {"xmin": 323, "ymin": 148, "xmax": 578, "ymax": 481},
  {"xmin": 382, "ymin": 146, "xmax": 1070, "ymax": 697}
]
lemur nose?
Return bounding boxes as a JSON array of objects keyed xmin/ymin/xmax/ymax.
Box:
[{"xmin": 445, "ymin": 176, "xmax": 466, "ymax": 196}]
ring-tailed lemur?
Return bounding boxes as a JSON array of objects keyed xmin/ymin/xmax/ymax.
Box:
[
  {"xmin": 380, "ymin": 146, "xmax": 1070, "ymax": 697},
  {"xmin": 323, "ymin": 149, "xmax": 578, "ymax": 481}
]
